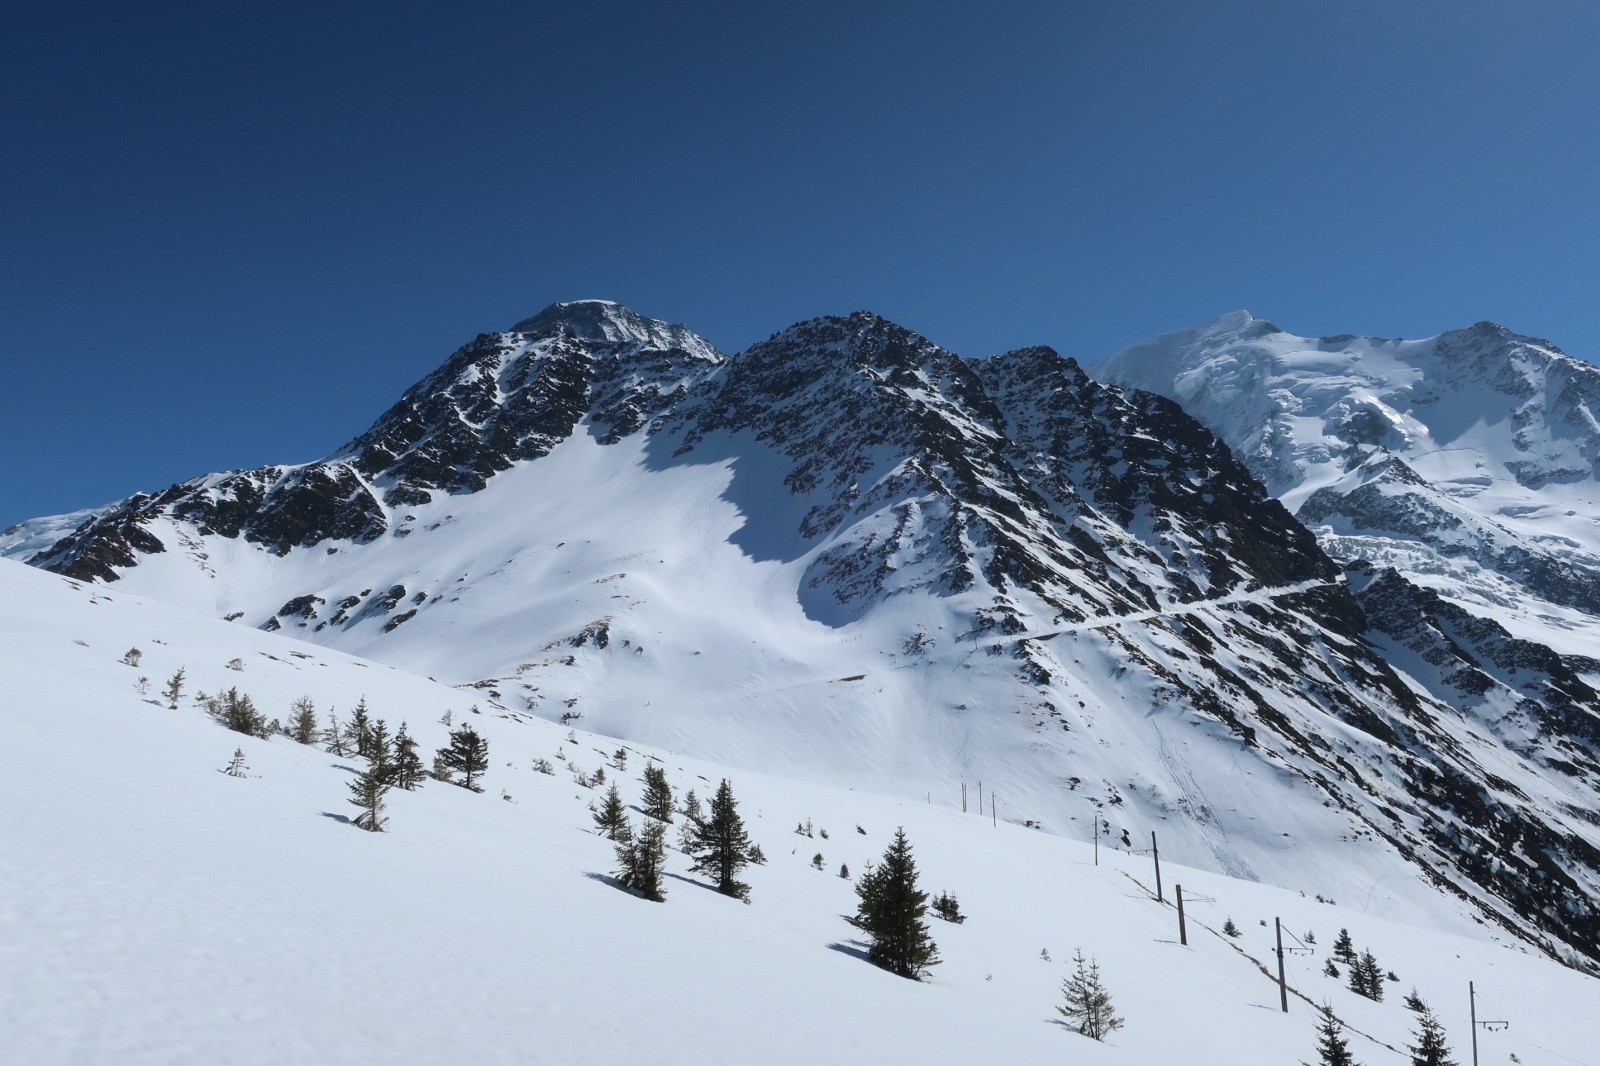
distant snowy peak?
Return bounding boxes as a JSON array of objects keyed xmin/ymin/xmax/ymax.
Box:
[{"xmin": 508, "ymin": 299, "xmax": 723, "ymax": 361}]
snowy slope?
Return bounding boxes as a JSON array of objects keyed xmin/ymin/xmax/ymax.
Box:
[
  {"xmin": 3, "ymin": 557, "xmax": 1594, "ymax": 1065},
  {"xmin": 6, "ymin": 303, "xmax": 1600, "ymax": 972}
]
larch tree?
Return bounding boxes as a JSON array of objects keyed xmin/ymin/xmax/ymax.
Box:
[
  {"xmin": 163, "ymin": 667, "xmax": 186, "ymax": 710},
  {"xmin": 287, "ymin": 696, "xmax": 319, "ymax": 744}
]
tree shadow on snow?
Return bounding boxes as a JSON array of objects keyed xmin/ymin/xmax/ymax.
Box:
[
  {"xmin": 318, "ymin": 811, "xmax": 352, "ymax": 825},
  {"xmin": 825, "ymin": 939, "xmax": 874, "ymax": 964}
]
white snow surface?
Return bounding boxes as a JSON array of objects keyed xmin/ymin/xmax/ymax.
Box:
[{"xmin": 3, "ymin": 556, "xmax": 1594, "ymax": 1065}]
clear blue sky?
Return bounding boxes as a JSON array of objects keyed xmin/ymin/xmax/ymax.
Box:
[{"xmin": 5, "ymin": 1, "xmax": 1598, "ymax": 528}]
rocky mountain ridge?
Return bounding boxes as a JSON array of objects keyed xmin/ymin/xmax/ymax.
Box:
[{"xmin": 5, "ymin": 300, "xmax": 1598, "ymax": 970}]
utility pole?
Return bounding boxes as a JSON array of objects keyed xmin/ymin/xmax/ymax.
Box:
[
  {"xmin": 1275, "ymin": 918, "xmax": 1288, "ymax": 1013},
  {"xmin": 991, "ymin": 791, "xmax": 996, "ymax": 827},
  {"xmin": 1151, "ymin": 831, "xmax": 1163, "ymax": 903},
  {"xmin": 962, "ymin": 782, "xmax": 967, "ymax": 813},
  {"xmin": 1176, "ymin": 884, "xmax": 1187, "ymax": 946},
  {"xmin": 978, "ymin": 780, "xmax": 983, "ymax": 817},
  {"xmin": 1093, "ymin": 813, "xmax": 1099, "ymax": 865},
  {"xmin": 1469, "ymin": 980, "xmax": 1478, "ymax": 1066}
]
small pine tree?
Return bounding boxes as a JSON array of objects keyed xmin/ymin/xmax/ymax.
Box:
[
  {"xmin": 748, "ymin": 842, "xmax": 767, "ymax": 865},
  {"xmin": 222, "ymin": 747, "xmax": 248, "ymax": 777},
  {"xmin": 685, "ymin": 779, "xmax": 753, "ymax": 899},
  {"xmin": 1406, "ymin": 1005, "xmax": 1458, "ymax": 1066},
  {"xmin": 389, "ymin": 722, "xmax": 426, "ymax": 790},
  {"xmin": 932, "ymin": 890, "xmax": 966, "ymax": 924},
  {"xmin": 287, "ymin": 696, "xmax": 318, "ymax": 744},
  {"xmin": 163, "ymin": 667, "xmax": 186, "ymax": 710},
  {"xmin": 324, "ymin": 709, "xmax": 348, "ymax": 756},
  {"xmin": 1057, "ymin": 949, "xmax": 1124, "ymax": 1040},
  {"xmin": 367, "ymin": 718, "xmax": 392, "ymax": 779},
  {"xmin": 640, "ymin": 763, "xmax": 673, "ymax": 822},
  {"xmin": 615, "ymin": 817, "xmax": 667, "ymax": 901},
  {"xmin": 135, "ymin": 676, "xmax": 151, "ymax": 696},
  {"xmin": 613, "ymin": 748, "xmax": 628, "ymax": 769},
  {"xmin": 1305, "ymin": 930, "xmax": 1316, "ymax": 944},
  {"xmin": 1306, "ymin": 1003, "xmax": 1358, "ymax": 1066},
  {"xmin": 532, "ymin": 757, "xmax": 555, "ymax": 775},
  {"xmin": 348, "ymin": 697, "xmax": 373, "ymax": 759},
  {"xmin": 849, "ymin": 828, "xmax": 940, "ymax": 980},
  {"xmin": 839, "ymin": 863, "xmax": 850, "ymax": 879},
  {"xmin": 1349, "ymin": 950, "xmax": 1384, "ymax": 1001},
  {"xmin": 436, "ymin": 724, "xmax": 489, "ymax": 790},
  {"xmin": 217, "ymin": 687, "xmax": 268, "ymax": 737},
  {"xmin": 1223, "ymin": 918, "xmax": 1241, "ymax": 937},
  {"xmin": 438, "ymin": 709, "xmax": 452, "ymax": 727},
  {"xmin": 1333, "ymin": 928, "xmax": 1356, "ymax": 965},
  {"xmin": 592, "ymin": 765, "xmax": 606, "ymax": 786},
  {"xmin": 1324, "ymin": 958, "xmax": 1341, "ymax": 978},
  {"xmin": 812, "ymin": 852, "xmax": 825, "ymax": 870},
  {"xmin": 348, "ymin": 762, "xmax": 390, "ymax": 832},
  {"xmin": 1403, "ymin": 988, "xmax": 1427, "ymax": 1013},
  {"xmin": 594, "ymin": 784, "xmax": 632, "ymax": 842},
  {"xmin": 121, "ymin": 647, "xmax": 142, "ymax": 667}
]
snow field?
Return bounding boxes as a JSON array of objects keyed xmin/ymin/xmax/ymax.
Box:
[{"xmin": 3, "ymin": 559, "xmax": 1595, "ymax": 1065}]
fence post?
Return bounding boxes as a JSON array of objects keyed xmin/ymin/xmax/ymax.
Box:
[{"xmin": 1177, "ymin": 884, "xmax": 1187, "ymax": 945}]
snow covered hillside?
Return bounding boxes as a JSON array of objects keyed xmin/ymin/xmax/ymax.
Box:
[
  {"xmin": 3, "ymin": 557, "xmax": 1594, "ymax": 1065},
  {"xmin": 6, "ymin": 301, "xmax": 1599, "ymax": 972}
]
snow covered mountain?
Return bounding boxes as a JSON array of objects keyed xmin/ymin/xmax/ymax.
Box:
[
  {"xmin": 9, "ymin": 556, "xmax": 1594, "ymax": 1064},
  {"xmin": 7, "ymin": 301, "xmax": 1599, "ymax": 972}
]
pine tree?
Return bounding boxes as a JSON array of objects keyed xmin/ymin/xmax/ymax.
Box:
[
  {"xmin": 932, "ymin": 890, "xmax": 966, "ymax": 923},
  {"xmin": 1349, "ymin": 950, "xmax": 1384, "ymax": 1001},
  {"xmin": 222, "ymin": 747, "xmax": 248, "ymax": 778},
  {"xmin": 839, "ymin": 863, "xmax": 850, "ymax": 879},
  {"xmin": 348, "ymin": 762, "xmax": 390, "ymax": 832},
  {"xmin": 1406, "ymin": 1005, "xmax": 1458, "ymax": 1066},
  {"xmin": 1305, "ymin": 1003, "xmax": 1358, "ymax": 1066},
  {"xmin": 348, "ymin": 697, "xmax": 373, "ymax": 759},
  {"xmin": 217, "ymin": 687, "xmax": 267, "ymax": 737},
  {"xmin": 324, "ymin": 709, "xmax": 348, "ymax": 756},
  {"xmin": 615, "ymin": 817, "xmax": 667, "ymax": 901},
  {"xmin": 812, "ymin": 852, "xmax": 825, "ymax": 870},
  {"xmin": 389, "ymin": 722, "xmax": 426, "ymax": 790},
  {"xmin": 685, "ymin": 778, "xmax": 753, "ymax": 900},
  {"xmin": 1324, "ymin": 958, "xmax": 1341, "ymax": 978},
  {"xmin": 1403, "ymin": 988, "xmax": 1427, "ymax": 1013},
  {"xmin": 367, "ymin": 718, "xmax": 392, "ymax": 778},
  {"xmin": 849, "ymin": 828, "xmax": 940, "ymax": 980},
  {"xmin": 640, "ymin": 762, "xmax": 673, "ymax": 822},
  {"xmin": 287, "ymin": 696, "xmax": 319, "ymax": 744},
  {"xmin": 1057, "ymin": 949, "xmax": 1124, "ymax": 1040},
  {"xmin": 1223, "ymin": 917, "xmax": 1241, "ymax": 937},
  {"xmin": 594, "ymin": 783, "xmax": 632, "ymax": 842},
  {"xmin": 163, "ymin": 667, "xmax": 186, "ymax": 710},
  {"xmin": 1333, "ymin": 928, "xmax": 1357, "ymax": 965},
  {"xmin": 436, "ymin": 724, "xmax": 489, "ymax": 791}
]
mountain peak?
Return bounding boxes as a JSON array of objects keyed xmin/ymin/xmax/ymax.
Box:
[{"xmin": 508, "ymin": 300, "xmax": 715, "ymax": 356}]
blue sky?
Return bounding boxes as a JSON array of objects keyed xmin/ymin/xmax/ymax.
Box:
[{"xmin": 4, "ymin": 1, "xmax": 1598, "ymax": 527}]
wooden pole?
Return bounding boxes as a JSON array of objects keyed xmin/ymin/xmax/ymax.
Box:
[
  {"xmin": 991, "ymin": 791, "xmax": 996, "ymax": 827},
  {"xmin": 1275, "ymin": 917, "xmax": 1288, "ymax": 1013},
  {"xmin": 978, "ymin": 780, "xmax": 983, "ymax": 817},
  {"xmin": 1151, "ymin": 831, "xmax": 1163, "ymax": 903},
  {"xmin": 962, "ymin": 783, "xmax": 967, "ymax": 813},
  {"xmin": 1469, "ymin": 981, "xmax": 1478, "ymax": 1066},
  {"xmin": 1092, "ymin": 813, "xmax": 1099, "ymax": 865},
  {"xmin": 1176, "ymin": 884, "xmax": 1187, "ymax": 945}
]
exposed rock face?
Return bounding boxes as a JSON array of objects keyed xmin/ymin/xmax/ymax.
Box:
[{"xmin": 7, "ymin": 301, "xmax": 1600, "ymax": 970}]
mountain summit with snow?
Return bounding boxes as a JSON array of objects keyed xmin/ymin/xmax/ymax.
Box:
[{"xmin": 7, "ymin": 301, "xmax": 1599, "ymax": 972}]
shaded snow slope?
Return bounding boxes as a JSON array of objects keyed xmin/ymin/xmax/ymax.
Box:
[
  {"xmin": 7, "ymin": 304, "xmax": 1600, "ymax": 970},
  {"xmin": 3, "ymin": 558, "xmax": 1595, "ymax": 1065}
]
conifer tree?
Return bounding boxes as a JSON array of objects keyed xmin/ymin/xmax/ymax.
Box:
[
  {"xmin": 1349, "ymin": 950, "xmax": 1384, "ymax": 1001},
  {"xmin": 1057, "ymin": 949, "xmax": 1124, "ymax": 1040},
  {"xmin": 348, "ymin": 761, "xmax": 390, "ymax": 832},
  {"xmin": 640, "ymin": 762, "xmax": 673, "ymax": 822},
  {"xmin": 324, "ymin": 709, "xmax": 348, "ymax": 756},
  {"xmin": 389, "ymin": 722, "xmax": 426, "ymax": 790},
  {"xmin": 287, "ymin": 696, "xmax": 319, "ymax": 744},
  {"xmin": 1333, "ymin": 928, "xmax": 1357, "ymax": 965},
  {"xmin": 615, "ymin": 816, "xmax": 667, "ymax": 901},
  {"xmin": 222, "ymin": 747, "xmax": 248, "ymax": 778},
  {"xmin": 348, "ymin": 697, "xmax": 373, "ymax": 759},
  {"xmin": 684, "ymin": 779, "xmax": 753, "ymax": 899},
  {"xmin": 1403, "ymin": 988, "xmax": 1427, "ymax": 1013},
  {"xmin": 217, "ymin": 687, "xmax": 268, "ymax": 737},
  {"xmin": 367, "ymin": 718, "xmax": 392, "ymax": 780},
  {"xmin": 594, "ymin": 783, "xmax": 632, "ymax": 842},
  {"xmin": 436, "ymin": 724, "xmax": 489, "ymax": 791},
  {"xmin": 932, "ymin": 890, "xmax": 966, "ymax": 923},
  {"xmin": 839, "ymin": 862, "xmax": 850, "ymax": 879},
  {"xmin": 849, "ymin": 828, "xmax": 940, "ymax": 979},
  {"xmin": 812, "ymin": 852, "xmax": 825, "ymax": 870},
  {"xmin": 1305, "ymin": 1003, "xmax": 1358, "ymax": 1066},
  {"xmin": 163, "ymin": 667, "xmax": 186, "ymax": 710},
  {"xmin": 1406, "ymin": 1005, "xmax": 1457, "ymax": 1066}
]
